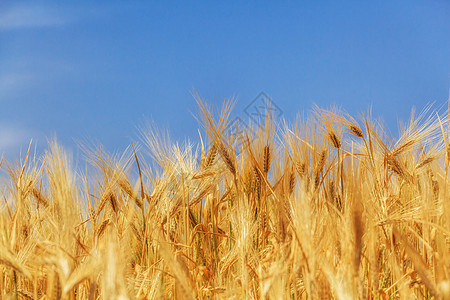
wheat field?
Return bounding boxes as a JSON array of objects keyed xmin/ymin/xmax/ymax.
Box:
[{"xmin": 0, "ymin": 98, "xmax": 449, "ymax": 299}]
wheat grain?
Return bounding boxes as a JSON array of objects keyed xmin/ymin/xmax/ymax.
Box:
[{"xmin": 263, "ymin": 145, "xmax": 271, "ymax": 175}]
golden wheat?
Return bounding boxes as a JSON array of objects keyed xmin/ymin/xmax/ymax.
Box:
[{"xmin": 0, "ymin": 99, "xmax": 449, "ymax": 299}]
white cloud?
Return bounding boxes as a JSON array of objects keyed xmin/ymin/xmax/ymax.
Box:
[
  {"xmin": 0, "ymin": 123, "xmax": 44, "ymax": 161},
  {"xmin": 0, "ymin": 125, "xmax": 32, "ymax": 150},
  {"xmin": 0, "ymin": 4, "xmax": 70, "ymax": 29},
  {"xmin": 0, "ymin": 72, "xmax": 34, "ymax": 99},
  {"xmin": 0, "ymin": 57, "xmax": 79, "ymax": 100}
]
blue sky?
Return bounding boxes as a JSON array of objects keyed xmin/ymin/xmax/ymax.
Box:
[{"xmin": 1, "ymin": 1, "xmax": 449, "ymax": 160}]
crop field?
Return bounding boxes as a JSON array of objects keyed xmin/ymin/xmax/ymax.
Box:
[{"xmin": 0, "ymin": 99, "xmax": 449, "ymax": 299}]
